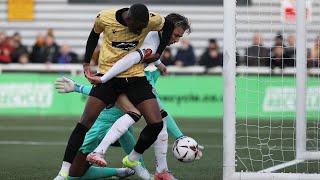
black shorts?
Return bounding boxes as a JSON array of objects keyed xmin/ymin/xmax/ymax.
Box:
[{"xmin": 89, "ymin": 76, "xmax": 155, "ymax": 106}]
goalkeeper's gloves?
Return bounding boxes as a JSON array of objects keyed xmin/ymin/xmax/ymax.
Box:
[{"xmin": 54, "ymin": 77, "xmax": 83, "ymax": 93}]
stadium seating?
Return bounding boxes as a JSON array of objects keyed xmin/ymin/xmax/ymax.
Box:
[{"xmin": 1, "ymin": 0, "xmax": 319, "ymax": 58}]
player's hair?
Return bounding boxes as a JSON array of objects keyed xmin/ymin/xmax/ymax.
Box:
[
  {"xmin": 129, "ymin": 3, "xmax": 149, "ymax": 22},
  {"xmin": 165, "ymin": 13, "xmax": 192, "ymax": 34}
]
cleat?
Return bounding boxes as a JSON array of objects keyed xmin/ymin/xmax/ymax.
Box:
[
  {"xmin": 53, "ymin": 172, "xmax": 68, "ymax": 180},
  {"xmin": 122, "ymin": 155, "xmax": 151, "ymax": 180},
  {"xmin": 86, "ymin": 151, "xmax": 107, "ymax": 167},
  {"xmin": 154, "ymin": 171, "xmax": 178, "ymax": 180},
  {"xmin": 116, "ymin": 168, "xmax": 135, "ymax": 178}
]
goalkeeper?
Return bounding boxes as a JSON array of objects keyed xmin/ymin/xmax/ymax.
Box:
[{"xmin": 54, "ymin": 70, "xmax": 203, "ymax": 180}]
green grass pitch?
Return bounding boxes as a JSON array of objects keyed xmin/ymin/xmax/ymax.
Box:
[{"xmin": 0, "ymin": 117, "xmax": 221, "ymax": 180}]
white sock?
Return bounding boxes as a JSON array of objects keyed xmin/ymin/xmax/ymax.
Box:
[
  {"xmin": 93, "ymin": 114, "xmax": 136, "ymax": 154},
  {"xmin": 100, "ymin": 51, "xmax": 141, "ymax": 83},
  {"xmin": 128, "ymin": 150, "xmax": 141, "ymax": 162},
  {"xmin": 59, "ymin": 161, "xmax": 71, "ymax": 174},
  {"xmin": 154, "ymin": 116, "xmax": 169, "ymax": 173}
]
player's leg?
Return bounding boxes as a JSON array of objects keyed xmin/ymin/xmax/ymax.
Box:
[
  {"xmin": 87, "ymin": 94, "xmax": 142, "ymax": 166},
  {"xmin": 154, "ymin": 110, "xmax": 169, "ymax": 173},
  {"xmin": 122, "ymin": 77, "xmax": 163, "ymax": 177},
  {"xmin": 54, "ymin": 118, "xmax": 106, "ymax": 179},
  {"xmin": 74, "ymin": 167, "xmax": 133, "ymax": 180},
  {"xmin": 128, "ymin": 98, "xmax": 163, "ymax": 160},
  {"xmin": 145, "ymin": 69, "xmax": 184, "ymax": 139},
  {"xmin": 61, "ymin": 96, "xmax": 104, "ymax": 175},
  {"xmin": 62, "ymin": 97, "xmax": 104, "ymax": 161},
  {"xmin": 118, "ymin": 126, "xmax": 146, "ymax": 168},
  {"xmin": 70, "ymin": 117, "xmax": 106, "ymax": 177},
  {"xmin": 146, "ymin": 70, "xmax": 180, "ymax": 179},
  {"xmin": 59, "ymin": 114, "xmax": 134, "ymax": 179},
  {"xmin": 122, "ymin": 98, "xmax": 162, "ymax": 180},
  {"xmin": 67, "ymin": 151, "xmax": 134, "ymax": 180},
  {"xmin": 156, "ymin": 95, "xmax": 184, "ymax": 139},
  {"xmin": 59, "ymin": 82, "xmax": 118, "ymax": 177}
]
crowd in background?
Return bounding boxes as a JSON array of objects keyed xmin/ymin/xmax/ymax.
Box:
[
  {"xmin": 1, "ymin": 29, "xmax": 320, "ymax": 69},
  {"xmin": 0, "ymin": 29, "xmax": 79, "ymax": 65}
]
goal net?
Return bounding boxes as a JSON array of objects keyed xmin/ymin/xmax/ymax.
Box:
[{"xmin": 223, "ymin": 0, "xmax": 320, "ymax": 179}]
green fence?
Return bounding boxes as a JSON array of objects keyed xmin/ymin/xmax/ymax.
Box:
[{"xmin": 0, "ymin": 73, "xmax": 319, "ymax": 119}]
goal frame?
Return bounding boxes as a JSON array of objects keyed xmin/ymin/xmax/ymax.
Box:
[{"xmin": 223, "ymin": 0, "xmax": 320, "ymax": 179}]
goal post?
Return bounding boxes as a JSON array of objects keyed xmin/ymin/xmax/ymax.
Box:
[
  {"xmin": 223, "ymin": 0, "xmax": 320, "ymax": 179},
  {"xmin": 223, "ymin": 0, "xmax": 236, "ymax": 179}
]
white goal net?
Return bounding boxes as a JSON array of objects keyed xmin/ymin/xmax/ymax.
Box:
[{"xmin": 223, "ymin": 0, "xmax": 320, "ymax": 179}]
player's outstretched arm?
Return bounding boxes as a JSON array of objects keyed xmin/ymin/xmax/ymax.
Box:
[
  {"xmin": 96, "ymin": 49, "xmax": 152, "ymax": 84},
  {"xmin": 86, "ymin": 49, "xmax": 149, "ymax": 84},
  {"xmin": 54, "ymin": 77, "xmax": 92, "ymax": 95}
]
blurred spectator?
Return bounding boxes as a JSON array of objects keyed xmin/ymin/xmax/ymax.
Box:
[
  {"xmin": 273, "ymin": 33, "xmax": 285, "ymax": 48},
  {"xmin": 11, "ymin": 32, "xmax": 29, "ymax": 63},
  {"xmin": 47, "ymin": 28, "xmax": 55, "ymax": 37},
  {"xmin": 57, "ymin": 44, "xmax": 79, "ymax": 64},
  {"xmin": 18, "ymin": 54, "xmax": 29, "ymax": 64},
  {"xmin": 30, "ymin": 33, "xmax": 45, "ymax": 63},
  {"xmin": 0, "ymin": 32, "xmax": 6, "ymax": 45},
  {"xmin": 311, "ymin": 36, "xmax": 320, "ymax": 59},
  {"xmin": 271, "ymin": 45, "xmax": 290, "ymax": 68},
  {"xmin": 160, "ymin": 48, "xmax": 174, "ymax": 66},
  {"xmin": 0, "ymin": 37, "xmax": 15, "ymax": 63},
  {"xmin": 199, "ymin": 39, "xmax": 223, "ymax": 68},
  {"xmin": 40, "ymin": 35, "xmax": 60, "ymax": 63},
  {"xmin": 284, "ymin": 35, "xmax": 295, "ymax": 67},
  {"xmin": 245, "ymin": 33, "xmax": 270, "ymax": 66},
  {"xmin": 174, "ymin": 38, "xmax": 196, "ymax": 66},
  {"xmin": 286, "ymin": 35, "xmax": 295, "ymax": 56},
  {"xmin": 308, "ymin": 36, "xmax": 320, "ymax": 67}
]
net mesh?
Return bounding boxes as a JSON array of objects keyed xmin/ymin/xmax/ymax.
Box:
[{"xmin": 235, "ymin": 0, "xmax": 320, "ymax": 173}]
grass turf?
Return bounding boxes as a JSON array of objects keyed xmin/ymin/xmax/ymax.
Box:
[{"xmin": 0, "ymin": 117, "xmax": 221, "ymax": 180}]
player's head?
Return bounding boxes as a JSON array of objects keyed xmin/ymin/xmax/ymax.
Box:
[
  {"xmin": 126, "ymin": 4, "xmax": 149, "ymax": 35},
  {"xmin": 165, "ymin": 13, "xmax": 191, "ymax": 45}
]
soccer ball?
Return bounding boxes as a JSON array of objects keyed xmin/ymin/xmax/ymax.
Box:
[{"xmin": 172, "ymin": 136, "xmax": 199, "ymax": 163}]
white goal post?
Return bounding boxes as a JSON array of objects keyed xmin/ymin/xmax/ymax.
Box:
[{"xmin": 223, "ymin": 0, "xmax": 320, "ymax": 179}]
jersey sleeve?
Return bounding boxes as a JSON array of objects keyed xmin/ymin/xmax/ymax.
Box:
[
  {"xmin": 148, "ymin": 12, "xmax": 165, "ymax": 31},
  {"xmin": 139, "ymin": 32, "xmax": 160, "ymax": 53},
  {"xmin": 93, "ymin": 10, "xmax": 109, "ymax": 33}
]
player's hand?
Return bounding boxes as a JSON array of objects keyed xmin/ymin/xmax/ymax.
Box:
[
  {"xmin": 54, "ymin": 77, "xmax": 75, "ymax": 93},
  {"xmin": 143, "ymin": 53, "xmax": 160, "ymax": 64},
  {"xmin": 86, "ymin": 75, "xmax": 102, "ymax": 85},
  {"xmin": 195, "ymin": 144, "xmax": 204, "ymax": 160},
  {"xmin": 156, "ymin": 63, "xmax": 167, "ymax": 76},
  {"xmin": 83, "ymin": 63, "xmax": 91, "ymax": 78}
]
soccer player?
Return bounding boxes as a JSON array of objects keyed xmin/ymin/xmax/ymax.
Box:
[
  {"xmin": 53, "ymin": 69, "xmax": 203, "ymax": 180},
  {"xmin": 84, "ymin": 13, "xmax": 195, "ymax": 180},
  {"xmin": 59, "ymin": 4, "xmax": 176, "ymax": 180},
  {"xmin": 54, "ymin": 13, "xmax": 199, "ymax": 180}
]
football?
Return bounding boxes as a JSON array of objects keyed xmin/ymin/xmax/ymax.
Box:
[{"xmin": 172, "ymin": 136, "xmax": 199, "ymax": 163}]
